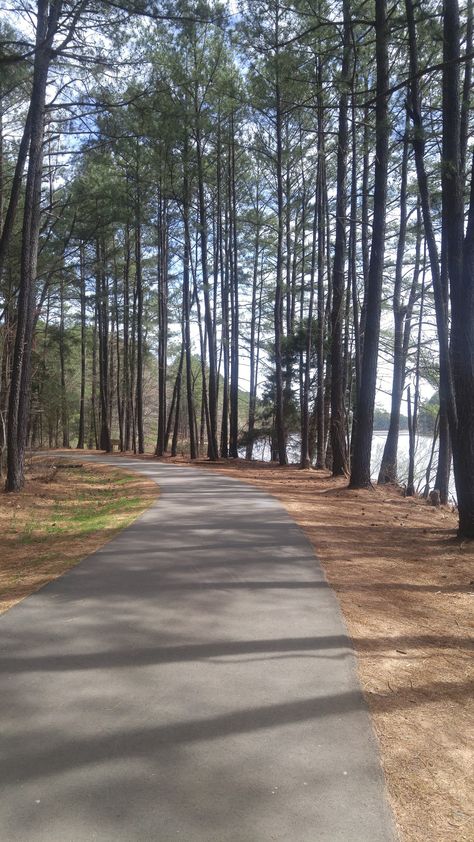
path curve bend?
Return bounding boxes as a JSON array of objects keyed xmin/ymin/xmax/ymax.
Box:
[{"xmin": 0, "ymin": 457, "xmax": 397, "ymax": 841}]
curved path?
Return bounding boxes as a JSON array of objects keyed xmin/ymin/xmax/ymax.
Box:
[{"xmin": 0, "ymin": 458, "xmax": 397, "ymax": 841}]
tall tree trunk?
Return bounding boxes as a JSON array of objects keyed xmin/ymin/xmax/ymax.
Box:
[
  {"xmin": 108, "ymin": 296, "xmax": 115, "ymax": 435},
  {"xmin": 130, "ymin": 256, "xmax": 137, "ymax": 454},
  {"xmin": 246, "ymin": 183, "xmax": 262, "ymax": 461},
  {"xmin": 182, "ymin": 157, "xmax": 197, "ymax": 460},
  {"xmin": 330, "ymin": 0, "xmax": 351, "ymax": 476},
  {"xmin": 59, "ymin": 273, "xmax": 69, "ymax": 447},
  {"xmin": 135, "ymin": 207, "xmax": 144, "ymax": 454},
  {"xmin": 0, "ymin": 97, "xmax": 4, "ymax": 237},
  {"xmin": 406, "ymin": 262, "xmax": 424, "ymax": 496},
  {"xmin": 164, "ymin": 349, "xmax": 184, "ymax": 454},
  {"xmin": 460, "ymin": 0, "xmax": 473, "ymax": 180},
  {"xmin": 406, "ymin": 387, "xmax": 415, "ymax": 496},
  {"xmin": 229, "ymin": 120, "xmax": 239, "ymax": 458},
  {"xmin": 89, "ymin": 306, "xmax": 98, "ymax": 449},
  {"xmin": 156, "ymin": 192, "xmax": 169, "ymax": 456},
  {"xmin": 0, "ymin": 108, "xmax": 32, "ymax": 283},
  {"xmin": 359, "ymin": 97, "xmax": 371, "ymax": 352},
  {"xmin": 423, "ymin": 413, "xmax": 440, "ymax": 499},
  {"xmin": 195, "ymin": 107, "xmax": 218, "ymax": 461},
  {"xmin": 405, "ymin": 0, "xmax": 458, "ymax": 505},
  {"xmin": 300, "ymin": 186, "xmax": 317, "ymax": 469},
  {"xmin": 96, "ymin": 238, "xmax": 111, "ymax": 452},
  {"xmin": 315, "ymin": 63, "xmax": 327, "ymax": 470},
  {"xmin": 350, "ymin": 0, "xmax": 389, "ymax": 489},
  {"xmin": 123, "ymin": 223, "xmax": 132, "ymax": 451},
  {"xmin": 378, "ymin": 125, "xmax": 410, "ymax": 483},
  {"xmin": 170, "ymin": 350, "xmax": 183, "ymax": 457},
  {"xmin": 0, "ymin": 288, "xmax": 13, "ymax": 467},
  {"xmin": 349, "ymin": 85, "xmax": 361, "ymax": 416},
  {"xmin": 220, "ymin": 154, "xmax": 230, "ymax": 458},
  {"xmin": 443, "ymin": 0, "xmax": 474, "ymax": 537},
  {"xmin": 112, "ymin": 251, "xmax": 123, "ymax": 450},
  {"xmin": 77, "ymin": 243, "xmax": 86, "ymax": 449},
  {"xmin": 6, "ymin": 0, "xmax": 61, "ymax": 491},
  {"xmin": 274, "ymin": 5, "xmax": 287, "ymax": 466}
]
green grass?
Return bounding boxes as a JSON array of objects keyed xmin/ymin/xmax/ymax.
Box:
[
  {"xmin": 31, "ymin": 470, "xmax": 151, "ymax": 539},
  {"xmin": 0, "ymin": 462, "xmax": 158, "ymax": 613}
]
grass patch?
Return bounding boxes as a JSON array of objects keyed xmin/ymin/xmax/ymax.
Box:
[{"xmin": 0, "ymin": 459, "xmax": 158, "ymax": 614}]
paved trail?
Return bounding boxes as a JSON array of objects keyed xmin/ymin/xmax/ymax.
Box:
[{"xmin": 0, "ymin": 458, "xmax": 397, "ymax": 841}]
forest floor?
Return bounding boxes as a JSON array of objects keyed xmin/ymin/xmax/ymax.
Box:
[
  {"xmin": 152, "ymin": 455, "xmax": 473, "ymax": 842},
  {"xmin": 0, "ymin": 457, "xmax": 158, "ymax": 614}
]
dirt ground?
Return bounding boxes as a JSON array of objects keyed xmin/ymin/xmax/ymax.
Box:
[
  {"xmin": 0, "ymin": 457, "xmax": 157, "ymax": 614},
  {"xmin": 155, "ymin": 455, "xmax": 473, "ymax": 842}
]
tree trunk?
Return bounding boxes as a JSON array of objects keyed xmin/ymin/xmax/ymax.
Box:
[
  {"xmin": 77, "ymin": 243, "xmax": 86, "ymax": 449},
  {"xmin": 247, "ymin": 225, "xmax": 263, "ymax": 461},
  {"xmin": 182, "ymin": 158, "xmax": 197, "ymax": 460},
  {"xmin": 315, "ymin": 65, "xmax": 327, "ymax": 470},
  {"xmin": 123, "ymin": 224, "xmax": 132, "ymax": 451},
  {"xmin": 96, "ymin": 239, "xmax": 111, "ymax": 453},
  {"xmin": 220, "ymin": 154, "xmax": 230, "ymax": 458},
  {"xmin": 195, "ymin": 107, "xmax": 218, "ymax": 461},
  {"xmin": 135, "ymin": 195, "xmax": 144, "ymax": 454},
  {"xmin": 300, "ymin": 185, "xmax": 317, "ymax": 469},
  {"xmin": 274, "ymin": 6, "xmax": 287, "ymax": 466},
  {"xmin": 0, "ymin": 108, "xmax": 32, "ymax": 283},
  {"xmin": 460, "ymin": 0, "xmax": 473, "ymax": 180},
  {"xmin": 330, "ymin": 0, "xmax": 351, "ymax": 477},
  {"xmin": 6, "ymin": 0, "xmax": 61, "ymax": 491},
  {"xmin": 156, "ymin": 191, "xmax": 168, "ymax": 456},
  {"xmin": 112, "ymin": 251, "xmax": 123, "ymax": 450},
  {"xmin": 59, "ymin": 274, "xmax": 69, "ymax": 447},
  {"xmin": 378, "ymin": 125, "xmax": 410, "ymax": 483},
  {"xmin": 229, "ymin": 120, "xmax": 239, "ymax": 458},
  {"xmin": 350, "ymin": 0, "xmax": 390, "ymax": 489},
  {"xmin": 165, "ymin": 349, "xmax": 184, "ymax": 454},
  {"xmin": 171, "ymin": 350, "xmax": 183, "ymax": 457},
  {"xmin": 443, "ymin": 0, "xmax": 474, "ymax": 537},
  {"xmin": 89, "ymin": 306, "xmax": 98, "ymax": 449},
  {"xmin": 405, "ymin": 0, "xmax": 457, "ymax": 452}
]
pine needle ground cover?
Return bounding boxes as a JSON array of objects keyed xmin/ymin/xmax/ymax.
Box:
[{"xmin": 0, "ymin": 459, "xmax": 157, "ymax": 614}]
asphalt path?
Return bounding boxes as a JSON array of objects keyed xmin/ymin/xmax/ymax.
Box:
[{"xmin": 0, "ymin": 457, "xmax": 397, "ymax": 841}]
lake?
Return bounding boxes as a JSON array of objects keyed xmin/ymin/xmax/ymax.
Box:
[{"xmin": 241, "ymin": 430, "xmax": 457, "ymax": 502}]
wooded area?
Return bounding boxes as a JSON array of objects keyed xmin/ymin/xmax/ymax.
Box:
[{"xmin": 0, "ymin": 0, "xmax": 473, "ymax": 536}]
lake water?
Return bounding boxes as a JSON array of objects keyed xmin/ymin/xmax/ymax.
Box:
[{"xmin": 241, "ymin": 430, "xmax": 457, "ymax": 502}]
